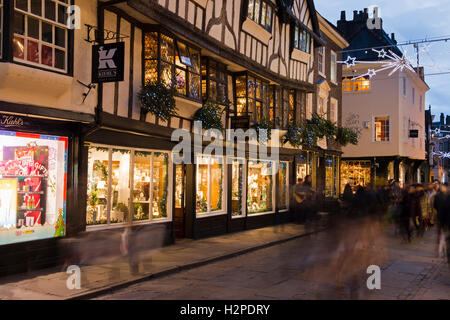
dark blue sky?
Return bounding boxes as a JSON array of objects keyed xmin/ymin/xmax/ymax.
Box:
[{"xmin": 315, "ymin": 0, "xmax": 450, "ymax": 118}]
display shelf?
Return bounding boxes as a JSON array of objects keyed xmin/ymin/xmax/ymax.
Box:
[
  {"xmin": 18, "ymin": 207, "xmax": 44, "ymax": 211},
  {"xmin": 17, "ymin": 191, "xmax": 44, "ymax": 194}
]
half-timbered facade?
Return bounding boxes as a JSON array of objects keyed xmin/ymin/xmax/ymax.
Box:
[{"xmin": 0, "ymin": 0, "xmax": 329, "ymax": 275}]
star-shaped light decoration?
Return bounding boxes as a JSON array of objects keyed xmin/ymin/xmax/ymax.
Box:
[
  {"xmin": 367, "ymin": 69, "xmax": 377, "ymax": 78},
  {"xmin": 374, "ymin": 49, "xmax": 388, "ymax": 59},
  {"xmin": 343, "ymin": 56, "xmax": 356, "ymax": 68}
]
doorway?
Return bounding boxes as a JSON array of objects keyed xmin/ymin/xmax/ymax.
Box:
[{"xmin": 174, "ymin": 164, "xmax": 186, "ymax": 238}]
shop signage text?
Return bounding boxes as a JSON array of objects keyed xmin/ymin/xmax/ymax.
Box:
[{"xmin": 1, "ymin": 115, "xmax": 24, "ymax": 128}]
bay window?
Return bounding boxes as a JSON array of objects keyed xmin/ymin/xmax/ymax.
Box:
[
  {"xmin": 234, "ymin": 72, "xmax": 269, "ymax": 122},
  {"xmin": 13, "ymin": 0, "xmax": 70, "ymax": 71},
  {"xmin": 293, "ymin": 25, "xmax": 311, "ymax": 54},
  {"xmin": 247, "ymin": 0, "xmax": 273, "ymax": 32},
  {"xmin": 201, "ymin": 57, "xmax": 228, "ymax": 105},
  {"xmin": 144, "ymin": 32, "xmax": 201, "ymax": 100},
  {"xmin": 86, "ymin": 146, "xmax": 170, "ymax": 226},
  {"xmin": 247, "ymin": 160, "xmax": 274, "ymax": 214},
  {"xmin": 196, "ymin": 156, "xmax": 224, "ymax": 215}
]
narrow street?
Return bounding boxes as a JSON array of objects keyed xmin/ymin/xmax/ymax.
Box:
[{"xmin": 96, "ymin": 219, "xmax": 450, "ymax": 300}]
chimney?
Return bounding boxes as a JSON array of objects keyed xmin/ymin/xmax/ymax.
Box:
[
  {"xmin": 391, "ymin": 33, "xmax": 396, "ymax": 41},
  {"xmin": 363, "ymin": 8, "xmax": 369, "ymax": 20},
  {"xmin": 340, "ymin": 10, "xmax": 346, "ymax": 21},
  {"xmin": 441, "ymin": 113, "xmax": 445, "ymax": 125},
  {"xmin": 353, "ymin": 10, "xmax": 358, "ymax": 20},
  {"xmin": 447, "ymin": 115, "xmax": 450, "ymax": 126}
]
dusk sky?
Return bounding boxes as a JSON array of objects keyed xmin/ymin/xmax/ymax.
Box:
[{"xmin": 315, "ymin": 0, "xmax": 450, "ymax": 119}]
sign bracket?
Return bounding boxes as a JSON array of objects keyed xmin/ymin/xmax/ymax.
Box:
[{"xmin": 84, "ymin": 24, "xmax": 130, "ymax": 44}]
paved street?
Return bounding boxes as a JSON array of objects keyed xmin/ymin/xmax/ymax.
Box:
[{"xmin": 96, "ymin": 218, "xmax": 450, "ymax": 300}]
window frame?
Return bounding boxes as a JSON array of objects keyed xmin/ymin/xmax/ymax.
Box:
[
  {"xmin": 292, "ymin": 24, "xmax": 311, "ymax": 54},
  {"xmin": 247, "ymin": 159, "xmax": 276, "ymax": 216},
  {"xmin": 247, "ymin": 0, "xmax": 273, "ymax": 33},
  {"xmin": 233, "ymin": 71, "xmax": 269, "ymax": 123},
  {"xmin": 86, "ymin": 144, "xmax": 173, "ymax": 230},
  {"xmin": 12, "ymin": 0, "xmax": 70, "ymax": 73},
  {"xmin": 231, "ymin": 157, "xmax": 246, "ymax": 219},
  {"xmin": 318, "ymin": 46, "xmax": 325, "ymax": 76},
  {"xmin": 277, "ymin": 161, "xmax": 289, "ymax": 211},
  {"xmin": 144, "ymin": 30, "xmax": 202, "ymax": 102},
  {"xmin": 195, "ymin": 154, "xmax": 227, "ymax": 218},
  {"xmin": 201, "ymin": 56, "xmax": 229, "ymax": 106},
  {"xmin": 330, "ymin": 50, "xmax": 337, "ymax": 84},
  {"xmin": 342, "ymin": 76, "xmax": 371, "ymax": 93},
  {"xmin": 330, "ymin": 97, "xmax": 338, "ymax": 123},
  {"xmin": 373, "ymin": 115, "xmax": 390, "ymax": 143}
]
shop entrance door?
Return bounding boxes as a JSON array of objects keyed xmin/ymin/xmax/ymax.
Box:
[{"xmin": 174, "ymin": 164, "xmax": 186, "ymax": 238}]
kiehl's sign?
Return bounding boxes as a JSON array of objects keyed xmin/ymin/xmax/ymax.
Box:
[
  {"xmin": 92, "ymin": 42, "xmax": 125, "ymax": 83},
  {"xmin": 0, "ymin": 115, "xmax": 25, "ymax": 128}
]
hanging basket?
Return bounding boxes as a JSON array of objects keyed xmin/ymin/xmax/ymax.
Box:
[{"xmin": 137, "ymin": 80, "xmax": 178, "ymax": 121}]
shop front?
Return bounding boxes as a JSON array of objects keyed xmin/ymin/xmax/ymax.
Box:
[
  {"xmin": 340, "ymin": 160, "xmax": 372, "ymax": 193},
  {"xmin": 0, "ymin": 111, "xmax": 81, "ymax": 275}
]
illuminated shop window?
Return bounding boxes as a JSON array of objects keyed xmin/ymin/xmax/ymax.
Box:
[
  {"xmin": 13, "ymin": 0, "xmax": 70, "ymax": 71},
  {"xmin": 247, "ymin": 0, "xmax": 273, "ymax": 32},
  {"xmin": 325, "ymin": 156, "xmax": 338, "ymax": 198},
  {"xmin": 87, "ymin": 146, "xmax": 170, "ymax": 226},
  {"xmin": 340, "ymin": 160, "xmax": 371, "ymax": 193},
  {"xmin": 0, "ymin": 130, "xmax": 68, "ymax": 246},
  {"xmin": 231, "ymin": 159, "xmax": 244, "ymax": 217},
  {"xmin": 342, "ymin": 76, "xmax": 371, "ymax": 92},
  {"xmin": 201, "ymin": 57, "xmax": 228, "ymax": 105},
  {"xmin": 234, "ymin": 72, "xmax": 269, "ymax": 122},
  {"xmin": 277, "ymin": 161, "xmax": 289, "ymax": 210},
  {"xmin": 247, "ymin": 160, "xmax": 274, "ymax": 214},
  {"xmin": 196, "ymin": 156, "xmax": 224, "ymax": 215},
  {"xmin": 144, "ymin": 32, "xmax": 201, "ymax": 100},
  {"xmin": 293, "ymin": 25, "xmax": 311, "ymax": 54},
  {"xmin": 374, "ymin": 116, "xmax": 390, "ymax": 142}
]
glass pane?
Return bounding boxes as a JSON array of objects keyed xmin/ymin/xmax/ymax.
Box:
[
  {"xmin": 57, "ymin": 4, "xmax": 66, "ymax": 25},
  {"xmin": 55, "ymin": 48, "xmax": 65, "ymax": 69},
  {"xmin": 27, "ymin": 40, "xmax": 39, "ymax": 63},
  {"xmin": 45, "ymin": 0, "xmax": 56, "ymax": 21},
  {"xmin": 247, "ymin": 0, "xmax": 254, "ymax": 20},
  {"xmin": 248, "ymin": 77, "xmax": 255, "ymax": 98},
  {"xmin": 248, "ymin": 98, "xmax": 256, "ymax": 121},
  {"xmin": 266, "ymin": 6, "xmax": 272, "ymax": 30},
  {"xmin": 255, "ymin": 80, "xmax": 261, "ymax": 99},
  {"xmin": 278, "ymin": 162, "xmax": 288, "ymax": 209},
  {"xmin": 42, "ymin": 22, "xmax": 52, "ymax": 43},
  {"xmin": 236, "ymin": 76, "xmax": 246, "ymax": 97},
  {"xmin": 144, "ymin": 33, "xmax": 158, "ymax": 59},
  {"xmin": 210, "ymin": 158, "xmax": 223, "ymax": 211},
  {"xmin": 176, "ymin": 41, "xmax": 188, "ymax": 67},
  {"xmin": 209, "ymin": 60, "xmax": 216, "ymax": 78},
  {"xmin": 152, "ymin": 153, "xmax": 169, "ymax": 219},
  {"xmin": 261, "ymin": 2, "xmax": 266, "ymax": 27},
  {"xmin": 16, "ymin": 0, "xmax": 28, "ymax": 11},
  {"xmin": 144, "ymin": 60, "xmax": 158, "ymax": 84},
  {"xmin": 133, "ymin": 151, "xmax": 151, "ymax": 221},
  {"xmin": 14, "ymin": 12, "xmax": 25, "ymax": 35},
  {"xmin": 325, "ymin": 157, "xmax": 334, "ymax": 197},
  {"xmin": 175, "ymin": 165, "xmax": 183, "ymax": 208},
  {"xmin": 196, "ymin": 158, "xmax": 209, "ymax": 213},
  {"xmin": 111, "ymin": 149, "xmax": 130, "ymax": 224},
  {"xmin": 189, "ymin": 49, "xmax": 200, "ymax": 74},
  {"xmin": 189, "ymin": 73, "xmax": 200, "ymax": 99},
  {"xmin": 13, "ymin": 37, "xmax": 25, "ymax": 59},
  {"xmin": 28, "ymin": 17, "xmax": 40, "ymax": 40},
  {"xmin": 160, "ymin": 34, "xmax": 174, "ymax": 63},
  {"xmin": 254, "ymin": 0, "xmax": 261, "ymax": 24},
  {"xmin": 86, "ymin": 147, "xmax": 109, "ymax": 226},
  {"xmin": 31, "ymin": 0, "xmax": 42, "ymax": 16},
  {"xmin": 217, "ymin": 83, "xmax": 226, "ymax": 104},
  {"xmin": 161, "ymin": 61, "xmax": 173, "ymax": 87},
  {"xmin": 232, "ymin": 160, "xmax": 244, "ymax": 216},
  {"xmin": 175, "ymin": 68, "xmax": 186, "ymax": 95},
  {"xmin": 248, "ymin": 161, "xmax": 273, "ymax": 214},
  {"xmin": 54, "ymin": 26, "xmax": 65, "ymax": 47},
  {"xmin": 41, "ymin": 45, "xmax": 52, "ymax": 66},
  {"xmin": 210, "ymin": 80, "xmax": 217, "ymax": 101},
  {"xmin": 255, "ymin": 101, "xmax": 262, "ymax": 122}
]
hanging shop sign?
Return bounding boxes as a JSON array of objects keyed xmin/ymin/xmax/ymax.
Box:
[
  {"xmin": 409, "ymin": 130, "xmax": 419, "ymax": 138},
  {"xmin": 92, "ymin": 42, "xmax": 125, "ymax": 83}
]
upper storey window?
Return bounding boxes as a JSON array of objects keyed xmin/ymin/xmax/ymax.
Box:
[
  {"xmin": 144, "ymin": 32, "xmax": 201, "ymax": 101},
  {"xmin": 13, "ymin": 0, "xmax": 70, "ymax": 72},
  {"xmin": 201, "ymin": 57, "xmax": 228, "ymax": 105},
  {"xmin": 342, "ymin": 76, "xmax": 371, "ymax": 92},
  {"xmin": 247, "ymin": 0, "xmax": 273, "ymax": 32},
  {"xmin": 235, "ymin": 72, "xmax": 269, "ymax": 122},
  {"xmin": 293, "ymin": 26, "xmax": 311, "ymax": 54}
]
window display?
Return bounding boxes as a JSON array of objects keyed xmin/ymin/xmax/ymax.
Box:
[
  {"xmin": 196, "ymin": 156, "xmax": 224, "ymax": 214},
  {"xmin": 340, "ymin": 160, "xmax": 371, "ymax": 193},
  {"xmin": 247, "ymin": 160, "xmax": 273, "ymax": 214},
  {"xmin": 325, "ymin": 156, "xmax": 335, "ymax": 198},
  {"xmin": 231, "ymin": 159, "xmax": 244, "ymax": 217},
  {"xmin": 233, "ymin": 73, "xmax": 269, "ymax": 122},
  {"xmin": 0, "ymin": 130, "xmax": 68, "ymax": 245},
  {"xmin": 278, "ymin": 161, "xmax": 289, "ymax": 210},
  {"xmin": 87, "ymin": 146, "xmax": 170, "ymax": 226}
]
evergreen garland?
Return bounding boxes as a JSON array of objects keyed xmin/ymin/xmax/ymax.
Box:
[
  {"xmin": 335, "ymin": 126, "xmax": 359, "ymax": 146},
  {"xmin": 282, "ymin": 122, "xmax": 303, "ymax": 148},
  {"xmin": 251, "ymin": 118, "xmax": 273, "ymax": 143},
  {"xmin": 138, "ymin": 79, "xmax": 178, "ymax": 121},
  {"xmin": 193, "ymin": 100, "xmax": 224, "ymax": 131}
]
